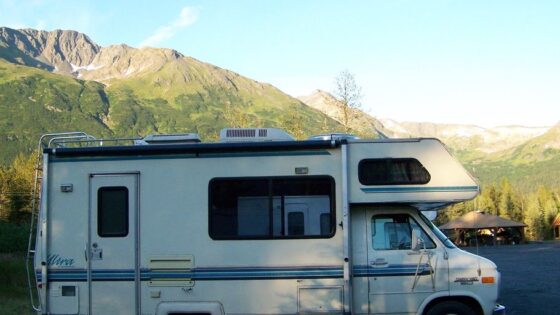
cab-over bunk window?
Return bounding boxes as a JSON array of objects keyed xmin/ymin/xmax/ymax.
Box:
[
  {"xmin": 358, "ymin": 158, "xmax": 430, "ymax": 185},
  {"xmin": 209, "ymin": 176, "xmax": 335, "ymax": 240}
]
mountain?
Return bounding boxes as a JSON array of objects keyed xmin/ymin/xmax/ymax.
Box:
[
  {"xmin": 0, "ymin": 59, "xmax": 112, "ymax": 162},
  {"xmin": 463, "ymin": 123, "xmax": 560, "ymax": 191},
  {"xmin": 379, "ymin": 119, "xmax": 549, "ymax": 154},
  {"xmin": 0, "ymin": 27, "xmax": 343, "ymax": 164},
  {"xmin": 298, "ymin": 90, "xmax": 389, "ymax": 137},
  {"xmin": 0, "ymin": 27, "xmax": 99, "ymax": 74},
  {"xmin": 497, "ymin": 122, "xmax": 560, "ymax": 163},
  {"xmin": 298, "ymin": 90, "xmax": 549, "ymax": 155}
]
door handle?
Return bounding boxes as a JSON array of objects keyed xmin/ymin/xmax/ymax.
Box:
[{"xmin": 370, "ymin": 258, "xmax": 388, "ymax": 266}]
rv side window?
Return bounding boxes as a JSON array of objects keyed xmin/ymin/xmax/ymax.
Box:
[
  {"xmin": 98, "ymin": 187, "xmax": 129, "ymax": 237},
  {"xmin": 371, "ymin": 214, "xmax": 435, "ymax": 250},
  {"xmin": 358, "ymin": 158, "xmax": 430, "ymax": 185},
  {"xmin": 209, "ymin": 176, "xmax": 335, "ymax": 240}
]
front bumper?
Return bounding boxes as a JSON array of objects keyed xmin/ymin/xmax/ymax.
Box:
[{"xmin": 493, "ymin": 304, "xmax": 506, "ymax": 315}]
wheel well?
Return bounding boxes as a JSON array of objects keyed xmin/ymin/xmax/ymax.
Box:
[{"xmin": 422, "ymin": 296, "xmax": 483, "ymax": 315}]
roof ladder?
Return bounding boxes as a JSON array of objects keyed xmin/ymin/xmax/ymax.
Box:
[{"xmin": 26, "ymin": 132, "xmax": 95, "ymax": 313}]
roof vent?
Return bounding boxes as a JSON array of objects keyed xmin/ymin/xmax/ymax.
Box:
[
  {"xmin": 135, "ymin": 133, "xmax": 201, "ymax": 145},
  {"xmin": 220, "ymin": 128, "xmax": 295, "ymax": 142}
]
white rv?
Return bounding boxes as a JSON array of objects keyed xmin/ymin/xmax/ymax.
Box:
[{"xmin": 27, "ymin": 128, "xmax": 505, "ymax": 315}]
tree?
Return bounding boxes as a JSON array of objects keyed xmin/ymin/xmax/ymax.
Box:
[
  {"xmin": 525, "ymin": 193, "xmax": 545, "ymax": 240},
  {"xmin": 332, "ymin": 70, "xmax": 363, "ymax": 132},
  {"xmin": 0, "ymin": 154, "xmax": 35, "ymax": 223},
  {"xmin": 280, "ymin": 105, "xmax": 306, "ymax": 139},
  {"xmin": 498, "ymin": 178, "xmax": 514, "ymax": 219},
  {"xmin": 223, "ymin": 101, "xmax": 253, "ymax": 128}
]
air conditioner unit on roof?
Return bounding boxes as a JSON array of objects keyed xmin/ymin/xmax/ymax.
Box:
[{"xmin": 220, "ymin": 128, "xmax": 295, "ymax": 142}]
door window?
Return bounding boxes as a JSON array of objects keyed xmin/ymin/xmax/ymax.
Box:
[
  {"xmin": 371, "ymin": 214, "xmax": 435, "ymax": 250},
  {"xmin": 97, "ymin": 186, "xmax": 129, "ymax": 237}
]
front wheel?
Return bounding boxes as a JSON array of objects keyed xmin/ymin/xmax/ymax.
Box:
[{"xmin": 426, "ymin": 301, "xmax": 476, "ymax": 315}]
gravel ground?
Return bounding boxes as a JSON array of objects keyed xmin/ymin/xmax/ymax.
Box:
[{"xmin": 465, "ymin": 241, "xmax": 560, "ymax": 315}]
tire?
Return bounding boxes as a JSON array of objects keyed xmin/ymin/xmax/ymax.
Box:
[{"xmin": 426, "ymin": 301, "xmax": 476, "ymax": 315}]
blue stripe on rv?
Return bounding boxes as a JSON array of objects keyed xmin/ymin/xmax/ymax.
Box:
[{"xmin": 36, "ymin": 264, "xmax": 432, "ymax": 282}]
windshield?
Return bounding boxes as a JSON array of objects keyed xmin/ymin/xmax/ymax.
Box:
[{"xmin": 418, "ymin": 211, "xmax": 456, "ymax": 249}]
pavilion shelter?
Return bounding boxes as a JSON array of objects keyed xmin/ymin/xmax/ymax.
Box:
[
  {"xmin": 439, "ymin": 210, "xmax": 526, "ymax": 246},
  {"xmin": 553, "ymin": 214, "xmax": 560, "ymax": 239}
]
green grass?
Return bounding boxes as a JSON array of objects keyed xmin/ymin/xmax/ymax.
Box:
[
  {"xmin": 0, "ymin": 222, "xmax": 29, "ymax": 253},
  {"xmin": 0, "ymin": 253, "xmax": 35, "ymax": 315}
]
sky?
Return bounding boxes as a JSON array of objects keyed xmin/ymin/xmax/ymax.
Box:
[{"xmin": 1, "ymin": 0, "xmax": 559, "ymax": 128}]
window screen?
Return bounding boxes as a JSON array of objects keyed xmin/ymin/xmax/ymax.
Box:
[
  {"xmin": 98, "ymin": 187, "xmax": 129, "ymax": 237},
  {"xmin": 371, "ymin": 214, "xmax": 435, "ymax": 250},
  {"xmin": 358, "ymin": 158, "xmax": 430, "ymax": 185},
  {"xmin": 209, "ymin": 176, "xmax": 334, "ymax": 239}
]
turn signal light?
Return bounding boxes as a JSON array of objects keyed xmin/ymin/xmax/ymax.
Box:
[{"xmin": 481, "ymin": 277, "xmax": 495, "ymax": 284}]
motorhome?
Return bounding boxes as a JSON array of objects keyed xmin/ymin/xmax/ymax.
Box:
[{"xmin": 27, "ymin": 128, "xmax": 505, "ymax": 315}]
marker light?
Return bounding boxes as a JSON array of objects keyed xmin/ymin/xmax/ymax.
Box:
[{"xmin": 481, "ymin": 277, "xmax": 495, "ymax": 284}]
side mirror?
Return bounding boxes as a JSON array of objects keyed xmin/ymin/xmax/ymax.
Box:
[{"xmin": 412, "ymin": 229, "xmax": 424, "ymax": 251}]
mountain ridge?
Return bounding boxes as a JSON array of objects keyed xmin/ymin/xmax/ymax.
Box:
[
  {"xmin": 297, "ymin": 89, "xmax": 551, "ymax": 154},
  {"xmin": 0, "ymin": 27, "xmax": 346, "ymax": 164},
  {"xmin": 0, "ymin": 27, "xmax": 100, "ymax": 74}
]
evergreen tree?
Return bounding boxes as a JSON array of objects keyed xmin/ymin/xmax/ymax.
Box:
[
  {"xmin": 537, "ymin": 186, "xmax": 559, "ymax": 239},
  {"xmin": 525, "ymin": 193, "xmax": 545, "ymax": 240},
  {"xmin": 498, "ymin": 178, "xmax": 514, "ymax": 219},
  {"xmin": 478, "ymin": 184, "xmax": 500, "ymax": 215}
]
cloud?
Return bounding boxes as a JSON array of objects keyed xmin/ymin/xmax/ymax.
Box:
[{"xmin": 139, "ymin": 6, "xmax": 199, "ymax": 47}]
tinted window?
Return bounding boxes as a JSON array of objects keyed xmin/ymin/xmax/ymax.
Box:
[
  {"xmin": 359, "ymin": 158, "xmax": 430, "ymax": 185},
  {"xmin": 98, "ymin": 187, "xmax": 129, "ymax": 237},
  {"xmin": 209, "ymin": 176, "xmax": 335, "ymax": 239},
  {"xmin": 371, "ymin": 214, "xmax": 435, "ymax": 250}
]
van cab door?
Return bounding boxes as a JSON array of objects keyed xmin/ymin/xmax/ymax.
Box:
[
  {"xmin": 88, "ymin": 173, "xmax": 139, "ymax": 315},
  {"xmin": 365, "ymin": 209, "xmax": 447, "ymax": 314}
]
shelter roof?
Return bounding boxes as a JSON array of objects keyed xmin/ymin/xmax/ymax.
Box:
[
  {"xmin": 553, "ymin": 214, "xmax": 560, "ymax": 227},
  {"xmin": 439, "ymin": 210, "xmax": 526, "ymax": 230}
]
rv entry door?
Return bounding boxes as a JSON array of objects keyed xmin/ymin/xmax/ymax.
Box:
[{"xmin": 88, "ymin": 173, "xmax": 139, "ymax": 314}]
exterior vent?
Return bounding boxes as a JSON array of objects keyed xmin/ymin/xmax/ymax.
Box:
[
  {"xmin": 226, "ymin": 129, "xmax": 256, "ymax": 138},
  {"xmin": 136, "ymin": 133, "xmax": 201, "ymax": 145},
  {"xmin": 220, "ymin": 128, "xmax": 294, "ymax": 142}
]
